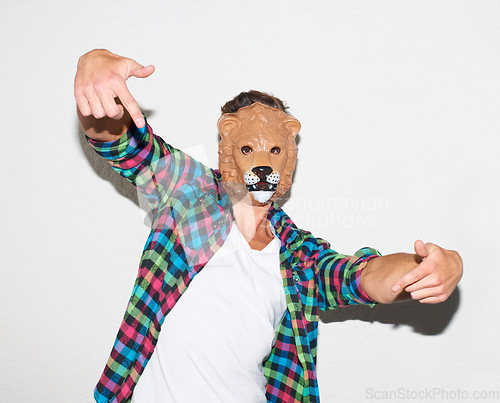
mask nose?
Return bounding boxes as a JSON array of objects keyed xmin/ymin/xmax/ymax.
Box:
[{"xmin": 252, "ymin": 166, "xmax": 273, "ymax": 181}]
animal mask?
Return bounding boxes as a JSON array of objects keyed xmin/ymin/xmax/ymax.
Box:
[{"xmin": 218, "ymin": 103, "xmax": 301, "ymax": 204}]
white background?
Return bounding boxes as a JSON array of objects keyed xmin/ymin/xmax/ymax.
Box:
[{"xmin": 1, "ymin": 1, "xmax": 499, "ymax": 402}]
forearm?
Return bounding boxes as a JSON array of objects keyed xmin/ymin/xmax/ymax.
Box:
[{"xmin": 361, "ymin": 253, "xmax": 421, "ymax": 303}]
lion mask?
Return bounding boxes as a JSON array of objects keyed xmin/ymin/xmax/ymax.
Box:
[{"xmin": 218, "ymin": 103, "xmax": 301, "ymax": 204}]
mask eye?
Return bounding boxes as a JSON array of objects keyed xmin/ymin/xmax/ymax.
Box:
[
  {"xmin": 241, "ymin": 146, "xmax": 253, "ymax": 155},
  {"xmin": 270, "ymin": 147, "xmax": 281, "ymax": 155}
]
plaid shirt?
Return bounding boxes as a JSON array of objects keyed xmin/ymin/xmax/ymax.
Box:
[{"xmin": 88, "ymin": 119, "xmax": 380, "ymax": 403}]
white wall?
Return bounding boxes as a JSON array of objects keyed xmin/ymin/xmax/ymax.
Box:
[{"xmin": 1, "ymin": 1, "xmax": 499, "ymax": 402}]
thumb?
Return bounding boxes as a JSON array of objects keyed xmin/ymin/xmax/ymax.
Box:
[
  {"xmin": 129, "ymin": 63, "xmax": 155, "ymax": 79},
  {"xmin": 414, "ymin": 239, "xmax": 428, "ymax": 259}
]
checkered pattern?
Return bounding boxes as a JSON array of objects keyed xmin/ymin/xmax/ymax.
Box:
[{"xmin": 87, "ymin": 119, "xmax": 380, "ymax": 403}]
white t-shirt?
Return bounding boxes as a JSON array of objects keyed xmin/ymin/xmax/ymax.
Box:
[{"xmin": 131, "ymin": 224, "xmax": 286, "ymax": 403}]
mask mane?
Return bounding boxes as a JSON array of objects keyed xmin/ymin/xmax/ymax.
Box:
[{"xmin": 217, "ymin": 103, "xmax": 300, "ymax": 202}]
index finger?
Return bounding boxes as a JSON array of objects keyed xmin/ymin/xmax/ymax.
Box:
[
  {"xmin": 113, "ymin": 84, "xmax": 145, "ymax": 128},
  {"xmin": 392, "ymin": 263, "xmax": 430, "ymax": 293}
]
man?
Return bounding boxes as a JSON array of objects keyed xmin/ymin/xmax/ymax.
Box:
[{"xmin": 75, "ymin": 49, "xmax": 462, "ymax": 403}]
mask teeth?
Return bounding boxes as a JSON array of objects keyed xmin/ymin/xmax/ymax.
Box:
[{"xmin": 246, "ymin": 183, "xmax": 277, "ymax": 192}]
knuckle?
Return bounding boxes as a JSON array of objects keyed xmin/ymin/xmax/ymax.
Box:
[
  {"xmin": 430, "ymin": 275, "xmax": 442, "ymax": 287},
  {"xmin": 93, "ymin": 80, "xmax": 105, "ymax": 92},
  {"xmin": 436, "ymin": 294, "xmax": 447, "ymax": 303},
  {"xmin": 74, "ymin": 87, "xmax": 84, "ymax": 97},
  {"xmin": 79, "ymin": 108, "xmax": 91, "ymax": 117},
  {"xmin": 108, "ymin": 74, "xmax": 122, "ymax": 86},
  {"xmin": 79, "ymin": 105, "xmax": 91, "ymax": 115},
  {"xmin": 121, "ymin": 96, "xmax": 134, "ymax": 106},
  {"xmin": 93, "ymin": 110, "xmax": 105, "ymax": 119},
  {"xmin": 110, "ymin": 108, "xmax": 121, "ymax": 119},
  {"xmin": 82, "ymin": 84, "xmax": 94, "ymax": 96},
  {"xmin": 427, "ymin": 261, "xmax": 440, "ymax": 273}
]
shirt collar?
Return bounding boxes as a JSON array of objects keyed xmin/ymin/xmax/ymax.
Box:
[{"xmin": 268, "ymin": 203, "xmax": 304, "ymax": 251}]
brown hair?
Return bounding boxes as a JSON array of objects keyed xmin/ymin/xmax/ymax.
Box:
[{"xmin": 221, "ymin": 90, "xmax": 289, "ymax": 114}]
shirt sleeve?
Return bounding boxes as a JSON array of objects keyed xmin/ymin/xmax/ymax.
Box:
[
  {"xmin": 316, "ymin": 243, "xmax": 381, "ymax": 310},
  {"xmin": 86, "ymin": 117, "xmax": 211, "ymax": 211}
]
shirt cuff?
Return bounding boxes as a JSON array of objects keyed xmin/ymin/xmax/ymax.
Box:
[
  {"xmin": 349, "ymin": 248, "xmax": 381, "ymax": 305},
  {"xmin": 86, "ymin": 117, "xmax": 148, "ymax": 162}
]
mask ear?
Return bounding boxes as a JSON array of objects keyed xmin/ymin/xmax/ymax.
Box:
[
  {"xmin": 284, "ymin": 117, "xmax": 301, "ymax": 138},
  {"xmin": 218, "ymin": 115, "xmax": 240, "ymax": 138}
]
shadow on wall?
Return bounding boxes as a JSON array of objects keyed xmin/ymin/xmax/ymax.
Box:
[{"xmin": 320, "ymin": 288, "xmax": 461, "ymax": 336}]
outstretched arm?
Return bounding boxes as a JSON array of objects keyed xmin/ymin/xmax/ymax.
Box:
[
  {"xmin": 360, "ymin": 240, "xmax": 463, "ymax": 304},
  {"xmin": 76, "ymin": 49, "xmax": 216, "ymax": 212},
  {"xmin": 74, "ymin": 49, "xmax": 155, "ymax": 141}
]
